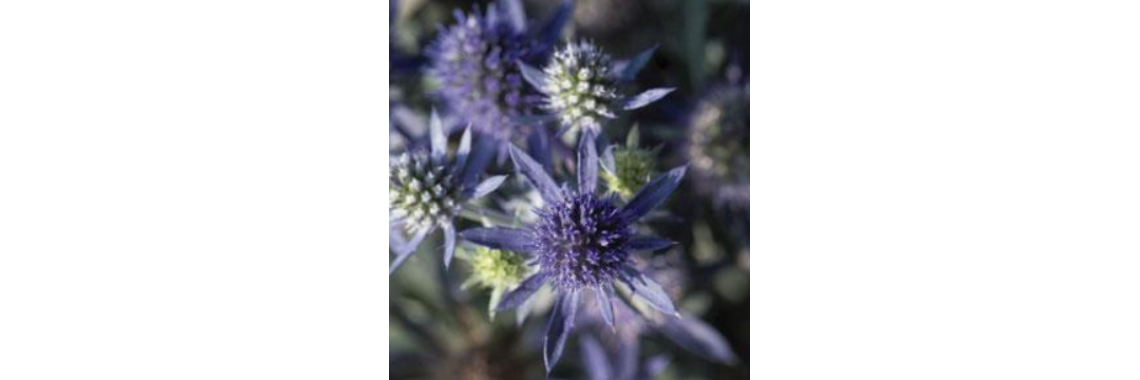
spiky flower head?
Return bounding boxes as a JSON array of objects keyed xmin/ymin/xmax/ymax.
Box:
[
  {"xmin": 539, "ymin": 41, "xmax": 620, "ymax": 131},
  {"xmin": 522, "ymin": 42, "xmax": 675, "ymax": 137},
  {"xmin": 601, "ymin": 127, "xmax": 658, "ymax": 199},
  {"xmin": 461, "ymin": 247, "xmax": 531, "ymax": 317},
  {"xmin": 390, "ymin": 151, "xmax": 464, "ymax": 232},
  {"xmin": 461, "ymin": 132, "xmax": 688, "ymax": 372},
  {"xmin": 687, "ymin": 84, "xmax": 750, "ymax": 210},
  {"xmin": 427, "ymin": 0, "xmax": 571, "ymax": 148},
  {"xmin": 390, "ymin": 111, "xmax": 507, "ymax": 276}
]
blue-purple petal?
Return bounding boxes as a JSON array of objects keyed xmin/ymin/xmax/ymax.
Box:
[
  {"xmin": 428, "ymin": 110, "xmax": 446, "ymax": 165},
  {"xmin": 442, "ymin": 224, "xmax": 456, "ymax": 269},
  {"xmin": 578, "ymin": 131, "xmax": 598, "ymax": 193},
  {"xmin": 389, "ymin": 228, "xmax": 429, "ymax": 276},
  {"xmin": 621, "ymin": 165, "xmax": 687, "ymax": 221},
  {"xmin": 519, "ymin": 61, "xmax": 549, "ymax": 91},
  {"xmin": 580, "ymin": 335, "xmax": 612, "ymax": 380},
  {"xmin": 594, "ymin": 284, "xmax": 615, "ymax": 328},
  {"xmin": 619, "ymin": 265, "xmax": 679, "ymax": 316},
  {"xmin": 470, "ymin": 175, "xmax": 507, "ymax": 199},
  {"xmin": 497, "ymin": 272, "xmax": 547, "ymax": 311},
  {"xmin": 454, "ymin": 126, "xmax": 473, "ymax": 173},
  {"xmin": 618, "ymin": 45, "xmax": 658, "ymax": 81},
  {"xmin": 544, "ymin": 290, "xmax": 580, "ymax": 373},
  {"xmin": 538, "ymin": 0, "xmax": 574, "ymax": 47},
  {"xmin": 659, "ymin": 314, "xmax": 739, "ymax": 365},
  {"xmin": 626, "ymin": 236, "xmax": 675, "ymax": 252},
  {"xmin": 460, "ymin": 227, "xmax": 534, "ymax": 253},
  {"xmin": 508, "ymin": 144, "xmax": 563, "ymax": 203},
  {"xmin": 622, "ymin": 88, "xmax": 675, "ymax": 110}
]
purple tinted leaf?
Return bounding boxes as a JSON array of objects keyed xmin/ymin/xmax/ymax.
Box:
[
  {"xmin": 594, "ymin": 284, "xmax": 615, "ymax": 328},
  {"xmin": 659, "ymin": 315, "xmax": 739, "ymax": 365},
  {"xmin": 460, "ymin": 227, "xmax": 534, "ymax": 253},
  {"xmin": 470, "ymin": 175, "xmax": 507, "ymax": 199},
  {"xmin": 389, "ymin": 228, "xmax": 429, "ymax": 276},
  {"xmin": 442, "ymin": 224, "xmax": 456, "ymax": 269},
  {"xmin": 519, "ymin": 61, "xmax": 549, "ymax": 91},
  {"xmin": 538, "ymin": 0, "xmax": 574, "ymax": 47},
  {"xmin": 622, "ymin": 88, "xmax": 675, "ymax": 110},
  {"xmin": 619, "ymin": 45, "xmax": 658, "ymax": 81},
  {"xmin": 619, "ymin": 266, "xmax": 678, "ymax": 316},
  {"xmin": 627, "ymin": 236, "xmax": 675, "ymax": 252},
  {"xmin": 496, "ymin": 272, "xmax": 547, "ymax": 311},
  {"xmin": 578, "ymin": 131, "xmax": 598, "ymax": 193},
  {"xmin": 580, "ymin": 335, "xmax": 612, "ymax": 380},
  {"xmin": 544, "ymin": 291, "xmax": 581, "ymax": 373},
  {"xmin": 508, "ymin": 144, "xmax": 563, "ymax": 204},
  {"xmin": 429, "ymin": 110, "xmax": 446, "ymax": 165},
  {"xmin": 621, "ymin": 165, "xmax": 687, "ymax": 222}
]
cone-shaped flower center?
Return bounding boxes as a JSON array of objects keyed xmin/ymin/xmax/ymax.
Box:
[
  {"xmin": 542, "ymin": 42, "xmax": 620, "ymax": 131},
  {"xmin": 532, "ymin": 192, "xmax": 633, "ymax": 290},
  {"xmin": 390, "ymin": 152, "xmax": 463, "ymax": 232}
]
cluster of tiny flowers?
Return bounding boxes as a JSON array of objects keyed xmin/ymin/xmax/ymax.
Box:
[
  {"xmin": 427, "ymin": 7, "xmax": 541, "ymax": 143},
  {"xmin": 389, "ymin": 152, "xmax": 463, "ymax": 232},
  {"xmin": 602, "ymin": 147, "xmax": 656, "ymax": 199},
  {"xmin": 541, "ymin": 42, "xmax": 621, "ymax": 132},
  {"xmin": 688, "ymin": 85, "xmax": 750, "ymax": 209},
  {"xmin": 466, "ymin": 247, "xmax": 529, "ymax": 290},
  {"xmin": 532, "ymin": 191, "xmax": 634, "ymax": 290}
]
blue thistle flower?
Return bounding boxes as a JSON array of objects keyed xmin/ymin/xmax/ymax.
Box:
[
  {"xmin": 687, "ymin": 83, "xmax": 750, "ymax": 210},
  {"xmin": 520, "ymin": 41, "xmax": 675, "ymax": 137},
  {"xmin": 390, "ymin": 111, "xmax": 506, "ymax": 276},
  {"xmin": 460, "ymin": 131, "xmax": 687, "ymax": 372},
  {"xmin": 426, "ymin": 0, "xmax": 573, "ymax": 153}
]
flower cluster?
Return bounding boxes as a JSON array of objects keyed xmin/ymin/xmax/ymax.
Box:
[{"xmin": 390, "ymin": 0, "xmax": 746, "ymax": 376}]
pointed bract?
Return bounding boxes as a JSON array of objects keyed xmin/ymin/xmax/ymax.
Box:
[
  {"xmin": 627, "ymin": 236, "xmax": 675, "ymax": 252},
  {"xmin": 460, "ymin": 227, "xmax": 535, "ymax": 253},
  {"xmin": 508, "ymin": 145, "xmax": 563, "ymax": 203},
  {"xmin": 389, "ymin": 228, "xmax": 430, "ymax": 276},
  {"xmin": 622, "ymin": 88, "xmax": 675, "ymax": 110},
  {"xmin": 595, "ymin": 284, "xmax": 616, "ymax": 328},
  {"xmin": 471, "ymin": 175, "xmax": 508, "ymax": 199},
  {"xmin": 580, "ymin": 335, "xmax": 613, "ymax": 380},
  {"xmin": 578, "ymin": 131, "xmax": 599, "ymax": 193},
  {"xmin": 538, "ymin": 0, "xmax": 575, "ymax": 46},
  {"xmin": 496, "ymin": 272, "xmax": 548, "ymax": 310},
  {"xmin": 544, "ymin": 291, "xmax": 580, "ymax": 373},
  {"xmin": 619, "ymin": 45, "xmax": 658, "ymax": 81},
  {"xmin": 442, "ymin": 224, "xmax": 456, "ymax": 269},
  {"xmin": 429, "ymin": 110, "xmax": 447, "ymax": 165},
  {"xmin": 619, "ymin": 265, "xmax": 679, "ymax": 316},
  {"xmin": 519, "ymin": 61, "xmax": 549, "ymax": 90},
  {"xmin": 621, "ymin": 165, "xmax": 687, "ymax": 221},
  {"xmin": 659, "ymin": 314, "xmax": 739, "ymax": 364}
]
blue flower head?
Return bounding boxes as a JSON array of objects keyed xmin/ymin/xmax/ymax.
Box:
[
  {"xmin": 461, "ymin": 131, "xmax": 687, "ymax": 372},
  {"xmin": 389, "ymin": 111, "xmax": 506, "ymax": 276},
  {"xmin": 687, "ymin": 83, "xmax": 750, "ymax": 210},
  {"xmin": 427, "ymin": 0, "xmax": 573, "ymax": 152},
  {"xmin": 520, "ymin": 41, "xmax": 675, "ymax": 137}
]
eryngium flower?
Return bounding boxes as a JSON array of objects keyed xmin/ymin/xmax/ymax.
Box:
[
  {"xmin": 426, "ymin": 0, "xmax": 571, "ymax": 149},
  {"xmin": 390, "ymin": 111, "xmax": 506, "ymax": 276},
  {"xmin": 461, "ymin": 132, "xmax": 687, "ymax": 372},
  {"xmin": 687, "ymin": 84, "xmax": 750, "ymax": 210},
  {"xmin": 521, "ymin": 41, "xmax": 675, "ymax": 136},
  {"xmin": 460, "ymin": 247, "xmax": 531, "ymax": 317},
  {"xmin": 601, "ymin": 127, "xmax": 657, "ymax": 199}
]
